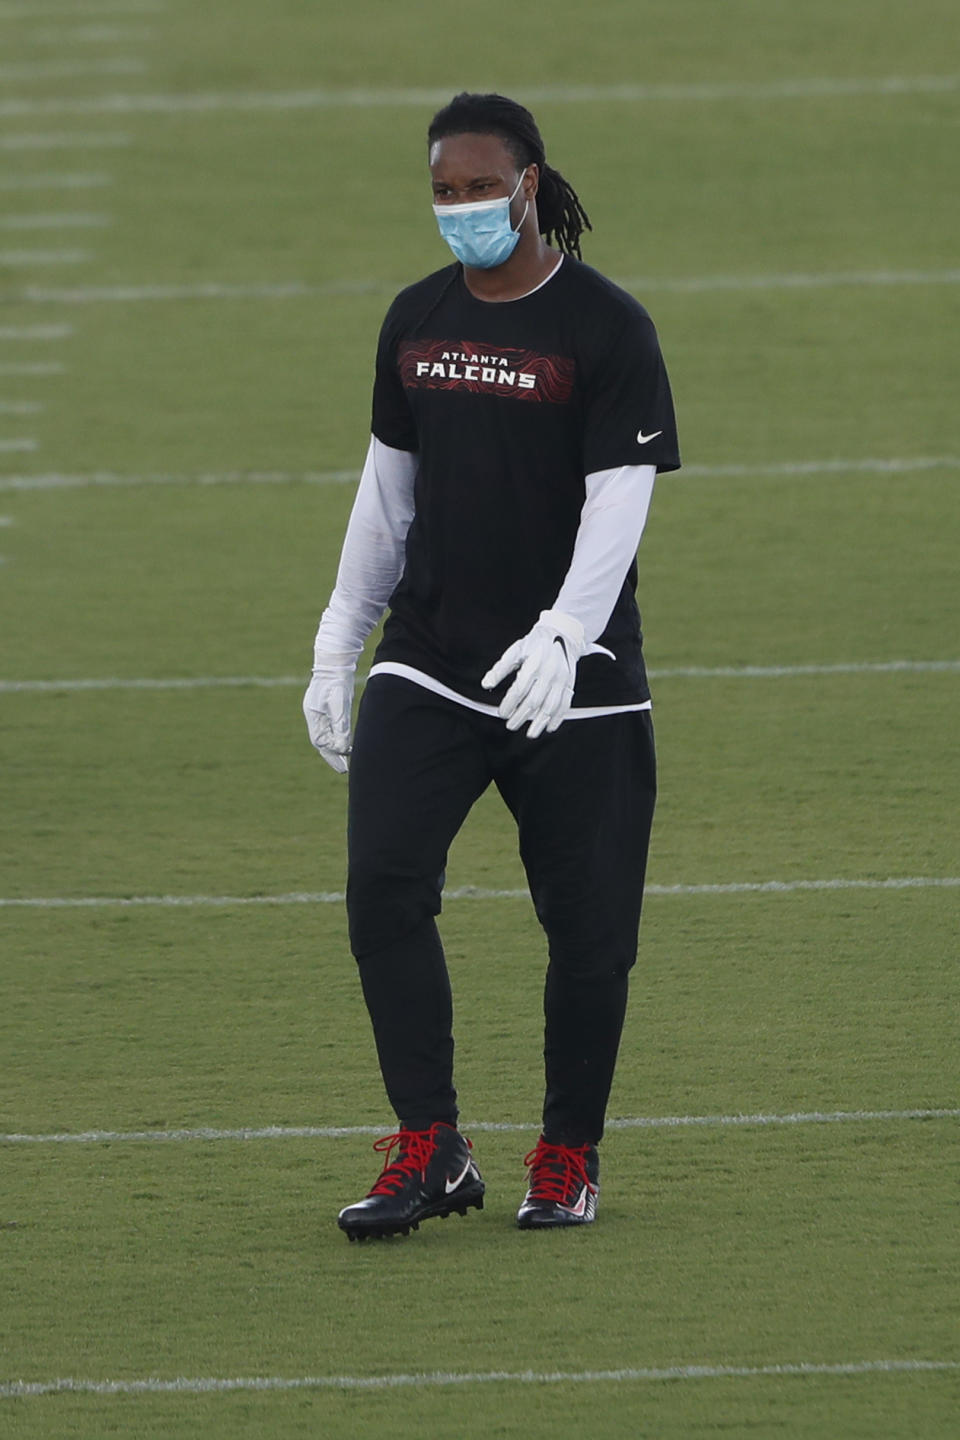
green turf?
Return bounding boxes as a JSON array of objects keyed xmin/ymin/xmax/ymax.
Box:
[
  {"xmin": 3, "ymin": 1123, "xmax": 959, "ymax": 1437},
  {"xmin": 1, "ymin": 0, "xmax": 958, "ymax": 1434},
  {"xmin": 1, "ymin": 889, "xmax": 957, "ymax": 1132}
]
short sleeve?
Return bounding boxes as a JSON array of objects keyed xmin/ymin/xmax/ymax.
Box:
[
  {"xmin": 371, "ymin": 303, "xmax": 419, "ymax": 454},
  {"xmin": 581, "ymin": 308, "xmax": 680, "ymax": 476}
]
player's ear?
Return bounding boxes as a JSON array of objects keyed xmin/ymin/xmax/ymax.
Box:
[{"xmin": 523, "ymin": 163, "xmax": 539, "ymax": 200}]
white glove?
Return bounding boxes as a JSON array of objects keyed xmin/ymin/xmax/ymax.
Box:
[
  {"xmin": 302, "ymin": 653, "xmax": 357, "ymax": 773},
  {"xmin": 481, "ymin": 609, "xmax": 587, "ymax": 739}
]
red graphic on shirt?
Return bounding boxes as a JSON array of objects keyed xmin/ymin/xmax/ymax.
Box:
[{"xmin": 399, "ymin": 339, "xmax": 575, "ymax": 404}]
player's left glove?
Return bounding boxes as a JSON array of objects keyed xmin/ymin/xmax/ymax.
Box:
[{"xmin": 481, "ymin": 609, "xmax": 587, "ymax": 739}]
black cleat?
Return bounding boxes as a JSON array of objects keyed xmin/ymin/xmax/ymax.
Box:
[
  {"xmin": 337, "ymin": 1122, "xmax": 484, "ymax": 1242},
  {"xmin": 516, "ymin": 1136, "xmax": 599, "ymax": 1229}
]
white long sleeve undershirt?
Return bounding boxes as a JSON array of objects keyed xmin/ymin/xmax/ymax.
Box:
[
  {"xmin": 313, "ymin": 435, "xmax": 656, "ymax": 714},
  {"xmin": 313, "ymin": 436, "xmax": 417, "ymax": 661},
  {"xmin": 553, "ymin": 461, "xmax": 656, "ymax": 646}
]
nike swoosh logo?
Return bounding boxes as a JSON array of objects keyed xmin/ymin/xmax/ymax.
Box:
[
  {"xmin": 565, "ymin": 1185, "xmax": 589, "ymax": 1218},
  {"xmin": 445, "ymin": 1158, "xmax": 472, "ymax": 1195},
  {"xmin": 636, "ymin": 429, "xmax": 663, "ymax": 445}
]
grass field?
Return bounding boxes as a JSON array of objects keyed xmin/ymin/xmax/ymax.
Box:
[{"xmin": 1, "ymin": 1, "xmax": 959, "ymax": 1435}]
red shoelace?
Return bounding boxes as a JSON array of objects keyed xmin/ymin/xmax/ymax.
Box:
[
  {"xmin": 368, "ymin": 1124, "xmax": 467, "ymax": 1197},
  {"xmin": 523, "ymin": 1138, "xmax": 597, "ymax": 1204}
]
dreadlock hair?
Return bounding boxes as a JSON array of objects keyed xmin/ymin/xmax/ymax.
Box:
[{"xmin": 427, "ymin": 92, "xmax": 592, "ymax": 259}]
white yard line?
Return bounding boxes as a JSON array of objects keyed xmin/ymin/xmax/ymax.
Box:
[
  {"xmin": 0, "ymin": 438, "xmax": 37, "ymax": 453},
  {"xmin": 0, "ymin": 0, "xmax": 162, "ymax": 17},
  {"xmin": 0, "ymin": 467, "xmax": 357, "ymax": 489},
  {"xmin": 2, "ymin": 1108, "xmax": 958, "ymax": 1147},
  {"xmin": 11, "ymin": 267, "xmax": 960, "ymax": 306},
  {"xmin": 0, "ymin": 401, "xmax": 42, "ymax": 414},
  {"xmin": 0, "ymin": 74, "xmax": 957, "ymax": 119},
  {"xmin": 680, "ymin": 456, "xmax": 960, "ymax": 477},
  {"xmin": 0, "ymin": 248, "xmax": 90, "ymax": 265},
  {"xmin": 0, "ymin": 674, "xmax": 314, "ymax": 690},
  {"xmin": 0, "ymin": 362, "xmax": 65, "ymax": 374},
  {"xmin": 0, "ymin": 131, "xmax": 131, "ymax": 149},
  {"xmin": 1, "ymin": 877, "xmax": 958, "ymax": 910},
  {"xmin": 0, "ymin": 172, "xmax": 112, "ymax": 190},
  {"xmin": 0, "ymin": 213, "xmax": 110, "ymax": 229},
  {"xmin": 0, "ymin": 674, "xmax": 310, "ymax": 691},
  {"xmin": 0, "ymin": 58, "xmax": 146, "ymax": 81},
  {"xmin": 27, "ymin": 26, "xmax": 153, "ymax": 43},
  {"xmin": 1, "ymin": 457, "xmax": 957, "ymax": 491},
  {"xmin": 1, "ymin": 660, "xmax": 959, "ymax": 694},
  {"xmin": 650, "ymin": 659, "xmax": 960, "ymax": 678},
  {"xmin": 527, "ymin": 75, "xmax": 960, "ymax": 101},
  {"xmin": 1, "ymin": 1358, "xmax": 959, "ymax": 1400},
  {"xmin": 0, "ymin": 323, "xmax": 72, "ymax": 339},
  {"xmin": 645, "ymin": 876, "xmax": 960, "ymax": 894},
  {"xmin": 620, "ymin": 267, "xmax": 960, "ymax": 293},
  {"xmin": 15, "ymin": 279, "xmax": 388, "ymax": 302}
]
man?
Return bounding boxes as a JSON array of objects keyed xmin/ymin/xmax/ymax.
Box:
[{"xmin": 303, "ymin": 92, "xmax": 679, "ymax": 1240}]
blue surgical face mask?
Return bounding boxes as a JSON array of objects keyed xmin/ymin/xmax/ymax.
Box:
[{"xmin": 432, "ymin": 170, "xmax": 528, "ymax": 270}]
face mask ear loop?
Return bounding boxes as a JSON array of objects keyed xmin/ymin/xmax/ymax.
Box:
[{"xmin": 511, "ymin": 169, "xmax": 530, "ymax": 236}]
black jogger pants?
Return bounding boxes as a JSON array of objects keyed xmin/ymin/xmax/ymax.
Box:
[{"xmin": 346, "ymin": 675, "xmax": 657, "ymax": 1145}]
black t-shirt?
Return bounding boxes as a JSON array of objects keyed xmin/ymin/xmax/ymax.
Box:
[{"xmin": 370, "ymin": 257, "xmax": 680, "ymax": 707}]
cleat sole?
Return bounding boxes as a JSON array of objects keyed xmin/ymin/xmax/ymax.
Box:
[{"xmin": 338, "ymin": 1185, "xmax": 484, "ymax": 1242}]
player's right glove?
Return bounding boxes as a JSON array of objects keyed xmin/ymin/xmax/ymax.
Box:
[{"xmin": 302, "ymin": 653, "xmax": 356, "ymax": 773}]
